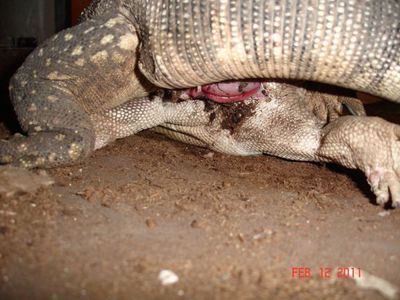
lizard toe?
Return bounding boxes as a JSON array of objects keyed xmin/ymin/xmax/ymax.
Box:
[
  {"xmin": 365, "ymin": 120, "xmax": 400, "ymax": 207},
  {"xmin": 367, "ymin": 167, "xmax": 400, "ymax": 208},
  {"xmin": 368, "ymin": 168, "xmax": 390, "ymax": 205}
]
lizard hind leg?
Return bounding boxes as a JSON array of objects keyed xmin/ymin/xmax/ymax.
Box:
[
  {"xmin": 0, "ymin": 84, "xmax": 95, "ymax": 168},
  {"xmin": 1, "ymin": 11, "xmax": 151, "ymax": 168}
]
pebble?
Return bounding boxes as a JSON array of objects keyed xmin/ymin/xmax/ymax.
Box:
[{"xmin": 158, "ymin": 270, "xmax": 179, "ymax": 286}]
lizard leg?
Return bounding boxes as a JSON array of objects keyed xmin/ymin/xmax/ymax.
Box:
[
  {"xmin": 1, "ymin": 12, "xmax": 150, "ymax": 168},
  {"xmin": 301, "ymin": 85, "xmax": 399, "ymax": 207},
  {"xmin": 91, "ymin": 95, "xmax": 210, "ymax": 150},
  {"xmin": 0, "ymin": 84, "xmax": 95, "ymax": 168},
  {"xmin": 316, "ymin": 116, "xmax": 400, "ymax": 208}
]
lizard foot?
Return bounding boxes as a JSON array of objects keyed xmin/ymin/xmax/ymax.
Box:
[
  {"xmin": 0, "ymin": 130, "xmax": 93, "ymax": 168},
  {"xmin": 361, "ymin": 120, "xmax": 400, "ymax": 208},
  {"xmin": 367, "ymin": 167, "xmax": 400, "ymax": 208},
  {"xmin": 320, "ymin": 116, "xmax": 400, "ymax": 208}
]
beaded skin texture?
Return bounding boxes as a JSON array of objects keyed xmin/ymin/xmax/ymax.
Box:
[{"xmin": 1, "ymin": 0, "xmax": 400, "ymax": 207}]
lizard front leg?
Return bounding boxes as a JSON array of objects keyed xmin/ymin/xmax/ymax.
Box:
[
  {"xmin": 90, "ymin": 95, "xmax": 210, "ymax": 150},
  {"xmin": 317, "ymin": 116, "xmax": 400, "ymax": 207}
]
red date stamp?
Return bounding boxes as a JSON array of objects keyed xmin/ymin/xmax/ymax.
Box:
[{"xmin": 291, "ymin": 267, "xmax": 362, "ymax": 279}]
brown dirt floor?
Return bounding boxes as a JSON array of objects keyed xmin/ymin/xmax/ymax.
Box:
[{"xmin": 0, "ymin": 100, "xmax": 399, "ymax": 300}]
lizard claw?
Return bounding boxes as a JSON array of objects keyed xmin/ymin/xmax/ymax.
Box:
[
  {"xmin": 367, "ymin": 168, "xmax": 400, "ymax": 208},
  {"xmin": 363, "ymin": 122, "xmax": 400, "ymax": 208}
]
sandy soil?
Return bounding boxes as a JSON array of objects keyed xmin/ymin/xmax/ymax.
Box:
[{"xmin": 0, "ymin": 101, "xmax": 399, "ymax": 300}]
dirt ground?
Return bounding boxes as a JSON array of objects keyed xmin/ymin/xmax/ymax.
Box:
[{"xmin": 0, "ymin": 99, "xmax": 399, "ymax": 300}]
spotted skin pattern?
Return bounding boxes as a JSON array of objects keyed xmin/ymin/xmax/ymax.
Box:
[
  {"xmin": 3, "ymin": 12, "xmax": 152, "ymax": 168},
  {"xmin": 1, "ymin": 0, "xmax": 400, "ymax": 208}
]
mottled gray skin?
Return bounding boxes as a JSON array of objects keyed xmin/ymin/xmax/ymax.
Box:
[{"xmin": 1, "ymin": 0, "xmax": 400, "ymax": 208}]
